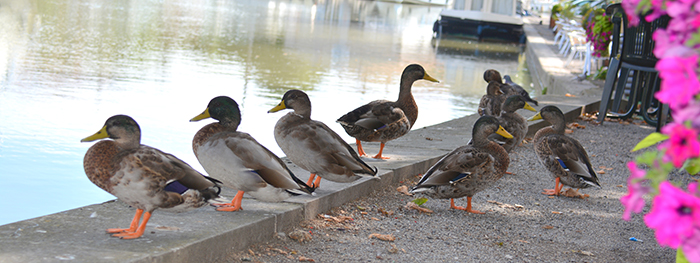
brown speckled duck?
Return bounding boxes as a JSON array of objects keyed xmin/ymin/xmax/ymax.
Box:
[
  {"xmin": 81, "ymin": 115, "xmax": 221, "ymax": 239},
  {"xmin": 477, "ymin": 81, "xmax": 506, "ymax": 116},
  {"xmin": 411, "ymin": 116, "xmax": 513, "ymax": 214},
  {"xmin": 491, "ymin": 95, "xmax": 537, "ymax": 152},
  {"xmin": 191, "ymin": 96, "xmax": 314, "ymax": 212},
  {"xmin": 336, "ymin": 64, "xmax": 439, "ymax": 159},
  {"xmin": 268, "ymin": 89, "xmax": 378, "ymax": 188},
  {"xmin": 529, "ymin": 106, "xmax": 601, "ymax": 196}
]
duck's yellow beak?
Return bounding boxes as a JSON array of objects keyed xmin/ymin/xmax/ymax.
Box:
[
  {"xmin": 423, "ymin": 72, "xmax": 440, "ymax": 83},
  {"xmin": 527, "ymin": 112, "xmax": 543, "ymax": 121},
  {"xmin": 268, "ymin": 101, "xmax": 287, "ymax": 113},
  {"xmin": 190, "ymin": 108, "xmax": 211, "ymax": 122},
  {"xmin": 523, "ymin": 103, "xmax": 537, "ymax": 112},
  {"xmin": 81, "ymin": 125, "xmax": 109, "ymax": 142},
  {"xmin": 496, "ymin": 125, "xmax": 514, "ymax": 139}
]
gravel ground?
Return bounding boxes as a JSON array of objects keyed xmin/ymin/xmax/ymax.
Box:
[{"xmin": 227, "ymin": 116, "xmax": 692, "ymax": 262}]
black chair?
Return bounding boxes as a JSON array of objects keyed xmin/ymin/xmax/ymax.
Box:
[{"xmin": 597, "ymin": 3, "xmax": 670, "ymax": 131}]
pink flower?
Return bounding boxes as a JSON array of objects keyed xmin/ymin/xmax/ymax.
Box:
[
  {"xmin": 644, "ymin": 182, "xmax": 700, "ymax": 248},
  {"xmin": 654, "ymin": 54, "xmax": 700, "ymax": 110},
  {"xmin": 659, "ymin": 123, "xmax": 700, "ymax": 168},
  {"xmin": 682, "ymin": 227, "xmax": 700, "ymax": 262},
  {"xmin": 672, "ymin": 100, "xmax": 700, "ymax": 130},
  {"xmin": 621, "ymin": 162, "xmax": 649, "ymax": 220}
]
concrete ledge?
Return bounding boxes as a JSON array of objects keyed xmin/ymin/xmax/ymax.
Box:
[{"xmin": 0, "ymin": 19, "xmax": 605, "ymax": 263}]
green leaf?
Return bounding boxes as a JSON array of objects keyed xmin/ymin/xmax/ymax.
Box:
[
  {"xmin": 682, "ymin": 158, "xmax": 700, "ymax": 175},
  {"xmin": 411, "ymin": 198, "xmax": 428, "ymax": 206},
  {"xmin": 635, "ymin": 150, "xmax": 660, "ymax": 165},
  {"xmin": 677, "ymin": 247, "xmax": 691, "ymax": 263},
  {"xmin": 632, "ymin": 133, "xmax": 669, "ymax": 152}
]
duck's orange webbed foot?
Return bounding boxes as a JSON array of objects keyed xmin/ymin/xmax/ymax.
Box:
[
  {"xmin": 372, "ymin": 143, "xmax": 390, "ymax": 159},
  {"xmin": 450, "ymin": 198, "xmax": 485, "ymax": 214},
  {"xmin": 216, "ymin": 191, "xmax": 244, "ymax": 212},
  {"xmin": 107, "ymin": 209, "xmax": 143, "ymax": 234}
]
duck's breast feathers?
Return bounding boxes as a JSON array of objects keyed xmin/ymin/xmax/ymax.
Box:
[
  {"xmin": 540, "ymin": 135, "xmax": 598, "ymax": 182},
  {"xmin": 83, "ymin": 140, "xmax": 122, "ymax": 192},
  {"xmin": 193, "ymin": 123, "xmax": 227, "ymax": 150}
]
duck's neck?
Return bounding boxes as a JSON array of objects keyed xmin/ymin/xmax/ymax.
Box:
[
  {"xmin": 397, "ymin": 80, "xmax": 418, "ymax": 126},
  {"xmin": 551, "ymin": 121, "xmax": 566, "ymax": 135}
]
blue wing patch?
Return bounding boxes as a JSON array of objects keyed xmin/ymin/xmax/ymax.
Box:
[
  {"xmin": 556, "ymin": 158, "xmax": 570, "ymax": 171},
  {"xmin": 449, "ymin": 173, "xmax": 469, "ymax": 184}
]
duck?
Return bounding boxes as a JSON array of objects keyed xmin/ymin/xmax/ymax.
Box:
[
  {"xmin": 483, "ymin": 69, "xmax": 539, "ymax": 107},
  {"xmin": 528, "ymin": 106, "xmax": 601, "ymax": 196},
  {"xmin": 491, "ymin": 95, "xmax": 537, "ymax": 152},
  {"xmin": 81, "ymin": 115, "xmax": 221, "ymax": 239},
  {"xmin": 477, "ymin": 81, "xmax": 506, "ymax": 117},
  {"xmin": 410, "ymin": 116, "xmax": 513, "ymax": 214},
  {"xmin": 336, "ymin": 64, "xmax": 439, "ymax": 159},
  {"xmin": 503, "ymin": 75, "xmax": 539, "ymax": 106},
  {"xmin": 483, "ymin": 69, "xmax": 504, "ymax": 84},
  {"xmin": 190, "ymin": 96, "xmax": 314, "ymax": 212},
  {"xmin": 268, "ymin": 89, "xmax": 378, "ymax": 188}
]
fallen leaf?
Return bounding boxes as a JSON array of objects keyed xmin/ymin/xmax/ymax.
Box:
[
  {"xmin": 551, "ymin": 211, "xmax": 562, "ymax": 214},
  {"xmin": 299, "ymin": 256, "xmax": 316, "ymax": 262},
  {"xmin": 565, "ymin": 93, "xmax": 576, "ymax": 97},
  {"xmin": 561, "ymin": 188, "xmax": 590, "ymax": 199},
  {"xmin": 369, "ymin": 233, "xmax": 396, "ymax": 242},
  {"xmin": 271, "ymin": 248, "xmax": 288, "ymax": 255},
  {"xmin": 378, "ymin": 208, "xmax": 394, "ymax": 216},
  {"xmin": 405, "ymin": 202, "xmax": 434, "ymax": 213},
  {"xmin": 518, "ymin": 240, "xmax": 529, "ymax": 243},
  {"xmin": 154, "ymin": 226, "xmax": 180, "ymax": 231},
  {"xmin": 319, "ymin": 214, "xmax": 353, "ymax": 223},
  {"xmin": 248, "ymin": 249, "xmax": 255, "ymax": 256},
  {"xmin": 288, "ymin": 229, "xmax": 312, "ymax": 243},
  {"xmin": 572, "ymin": 250, "xmax": 594, "ymax": 256},
  {"xmin": 360, "ymin": 211, "xmax": 368, "ymax": 215},
  {"xmin": 486, "ymin": 200, "xmax": 524, "ymax": 210},
  {"xmin": 616, "ymin": 185, "xmax": 623, "ymax": 188},
  {"xmin": 371, "ymin": 217, "xmax": 380, "ymax": 221},
  {"xmin": 543, "ymin": 225, "xmax": 554, "ymax": 229},
  {"xmin": 565, "ymin": 129, "xmax": 574, "ymax": 134},
  {"xmin": 388, "ymin": 244, "xmax": 399, "ymax": 253},
  {"xmin": 411, "ymin": 197, "xmax": 428, "ymax": 206},
  {"xmin": 396, "ymin": 185, "xmax": 414, "ymax": 196},
  {"xmin": 597, "ymin": 170, "xmax": 606, "ymax": 174}
]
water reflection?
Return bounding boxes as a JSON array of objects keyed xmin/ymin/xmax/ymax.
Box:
[{"xmin": 0, "ymin": 0, "xmax": 533, "ymax": 225}]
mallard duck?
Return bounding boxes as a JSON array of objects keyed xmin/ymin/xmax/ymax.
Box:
[
  {"xmin": 81, "ymin": 115, "xmax": 221, "ymax": 239},
  {"xmin": 477, "ymin": 81, "xmax": 506, "ymax": 116},
  {"xmin": 336, "ymin": 64, "xmax": 439, "ymax": 159},
  {"xmin": 491, "ymin": 95, "xmax": 537, "ymax": 152},
  {"xmin": 190, "ymin": 96, "xmax": 314, "ymax": 212},
  {"xmin": 528, "ymin": 106, "xmax": 601, "ymax": 196},
  {"xmin": 483, "ymin": 69, "xmax": 503, "ymax": 84},
  {"xmin": 268, "ymin": 89, "xmax": 378, "ymax": 188},
  {"xmin": 411, "ymin": 116, "xmax": 513, "ymax": 214},
  {"xmin": 503, "ymin": 75, "xmax": 539, "ymax": 106}
]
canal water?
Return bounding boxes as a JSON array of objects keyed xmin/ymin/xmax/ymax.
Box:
[{"xmin": 0, "ymin": 0, "xmax": 533, "ymax": 225}]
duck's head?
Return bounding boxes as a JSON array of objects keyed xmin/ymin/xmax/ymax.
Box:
[
  {"xmin": 402, "ymin": 64, "xmax": 439, "ymax": 84},
  {"xmin": 81, "ymin": 115, "xmax": 141, "ymax": 148},
  {"xmin": 472, "ymin": 115, "xmax": 513, "ymax": 145},
  {"xmin": 487, "ymin": 81, "xmax": 504, "ymax": 96},
  {"xmin": 502, "ymin": 95, "xmax": 537, "ymax": 113},
  {"xmin": 483, "ymin": 69, "xmax": 503, "ymax": 84},
  {"xmin": 191, "ymin": 96, "xmax": 242, "ymax": 129},
  {"xmin": 268, "ymin": 89, "xmax": 312, "ymax": 117},
  {"xmin": 528, "ymin": 105, "xmax": 564, "ymax": 124}
]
